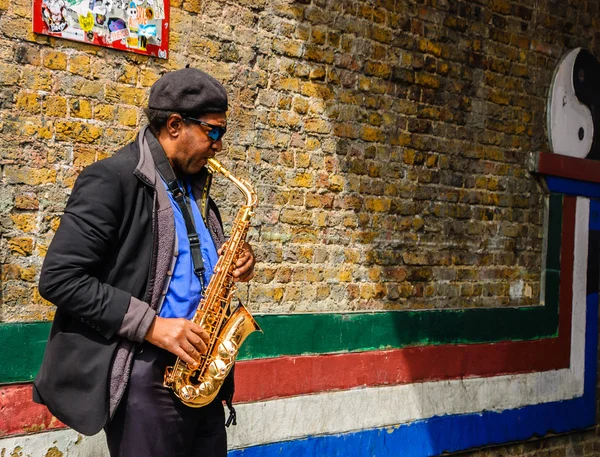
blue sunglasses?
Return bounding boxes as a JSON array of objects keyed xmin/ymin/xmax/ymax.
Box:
[{"xmin": 184, "ymin": 117, "xmax": 227, "ymax": 141}]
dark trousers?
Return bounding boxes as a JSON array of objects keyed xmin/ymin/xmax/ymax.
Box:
[{"xmin": 105, "ymin": 344, "xmax": 227, "ymax": 457}]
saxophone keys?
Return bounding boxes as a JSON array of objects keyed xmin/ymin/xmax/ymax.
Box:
[
  {"xmin": 198, "ymin": 381, "xmax": 215, "ymax": 395},
  {"xmin": 218, "ymin": 340, "xmax": 237, "ymax": 359},
  {"xmin": 180, "ymin": 384, "xmax": 198, "ymax": 401},
  {"xmin": 208, "ymin": 359, "xmax": 228, "ymax": 379}
]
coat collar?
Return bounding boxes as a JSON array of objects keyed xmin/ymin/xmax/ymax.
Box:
[{"xmin": 134, "ymin": 125, "xmax": 214, "ymax": 223}]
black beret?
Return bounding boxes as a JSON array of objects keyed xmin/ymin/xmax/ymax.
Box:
[{"xmin": 148, "ymin": 68, "xmax": 228, "ymax": 115}]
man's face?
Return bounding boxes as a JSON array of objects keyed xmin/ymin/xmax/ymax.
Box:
[{"xmin": 171, "ymin": 112, "xmax": 227, "ymax": 176}]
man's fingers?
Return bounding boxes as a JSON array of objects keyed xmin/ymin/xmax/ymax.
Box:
[
  {"xmin": 178, "ymin": 346, "xmax": 198, "ymax": 367},
  {"xmin": 234, "ymin": 268, "xmax": 254, "ymax": 282},
  {"xmin": 235, "ymin": 251, "xmax": 251, "ymax": 267},
  {"xmin": 188, "ymin": 336, "xmax": 207, "ymax": 355},
  {"xmin": 189, "ymin": 323, "xmax": 210, "ymax": 343}
]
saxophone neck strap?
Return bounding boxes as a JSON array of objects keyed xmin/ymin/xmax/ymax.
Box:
[{"xmin": 146, "ymin": 130, "xmax": 206, "ymax": 290}]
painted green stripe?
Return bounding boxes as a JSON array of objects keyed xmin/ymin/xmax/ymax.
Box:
[
  {"xmin": 0, "ymin": 322, "xmax": 49, "ymax": 384},
  {"xmin": 0, "ymin": 194, "xmax": 564, "ymax": 381}
]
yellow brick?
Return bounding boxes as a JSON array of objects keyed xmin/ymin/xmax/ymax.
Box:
[
  {"xmin": 490, "ymin": 91, "xmax": 510, "ymax": 105},
  {"xmin": 94, "ymin": 104, "xmax": 115, "ymax": 121},
  {"xmin": 0, "ymin": 0, "xmax": 9, "ymax": 10},
  {"xmin": 301, "ymin": 82, "xmax": 333, "ymax": 100},
  {"xmin": 338, "ymin": 269, "xmax": 352, "ymax": 282},
  {"xmin": 304, "ymin": 118, "xmax": 331, "ymax": 134},
  {"xmin": 69, "ymin": 55, "xmax": 91, "ymax": 76},
  {"xmin": 328, "ymin": 175, "xmax": 344, "ymax": 192},
  {"xmin": 22, "ymin": 121, "xmax": 53, "ymax": 139},
  {"xmin": 16, "ymin": 92, "xmax": 41, "ymax": 114},
  {"xmin": 415, "ymin": 73, "xmax": 441, "ymax": 89},
  {"xmin": 140, "ymin": 68, "xmax": 161, "ymax": 87},
  {"xmin": 368, "ymin": 267, "xmax": 382, "ymax": 281},
  {"xmin": 1, "ymin": 15, "xmax": 31, "ymax": 39},
  {"xmin": 189, "ymin": 37, "xmax": 220, "ymax": 58},
  {"xmin": 273, "ymin": 38, "xmax": 303, "ymax": 57},
  {"xmin": 43, "ymin": 96, "xmax": 67, "ymax": 117},
  {"xmin": 1, "ymin": 63, "xmax": 21, "ymax": 85},
  {"xmin": 278, "ymin": 96, "xmax": 292, "ymax": 110},
  {"xmin": 365, "ymin": 197, "xmax": 391, "ymax": 212},
  {"xmin": 309, "ymin": 66, "xmax": 326, "ymax": 80},
  {"xmin": 10, "ymin": 213, "xmax": 37, "ymax": 232},
  {"xmin": 33, "ymin": 287, "xmax": 53, "ymax": 307},
  {"xmin": 183, "ymin": 0, "xmax": 201, "ymax": 13},
  {"xmin": 15, "ymin": 194, "xmax": 39, "ymax": 210},
  {"xmin": 21, "ymin": 67, "xmax": 53, "ymax": 91},
  {"xmin": 55, "ymin": 120, "xmax": 102, "ymax": 144},
  {"xmin": 306, "ymin": 137, "xmax": 321, "ymax": 151},
  {"xmin": 8, "ymin": 237, "xmax": 34, "ymax": 256},
  {"xmin": 290, "ymin": 172, "xmax": 314, "ymax": 188},
  {"xmin": 5, "ymin": 166, "xmax": 57, "ymax": 185},
  {"xmin": 277, "ymin": 77, "xmax": 301, "ymax": 92},
  {"xmin": 36, "ymin": 238, "xmax": 51, "ymax": 257},
  {"xmin": 70, "ymin": 99, "xmax": 93, "ymax": 119},
  {"xmin": 417, "ymin": 38, "xmax": 443, "ymax": 57},
  {"xmin": 57, "ymin": 168, "xmax": 78, "ymax": 189},
  {"xmin": 43, "ymin": 50, "xmax": 67, "ymax": 70},
  {"xmin": 73, "ymin": 147, "xmax": 96, "ymax": 168},
  {"xmin": 360, "ymin": 125, "xmax": 383, "ymax": 142},
  {"xmin": 304, "ymin": 45, "xmax": 334, "ymax": 64},
  {"xmin": 364, "ymin": 61, "xmax": 392, "ymax": 78},
  {"xmin": 46, "ymin": 215, "xmax": 61, "ymax": 232},
  {"xmin": 333, "ymin": 123, "xmax": 358, "ymax": 139},
  {"xmin": 117, "ymin": 107, "xmax": 138, "ymax": 127},
  {"xmin": 71, "ymin": 79, "xmax": 103, "ymax": 98},
  {"xmin": 118, "ymin": 63, "xmax": 139, "ymax": 84},
  {"xmin": 105, "ymin": 84, "xmax": 147, "ymax": 105},
  {"xmin": 21, "ymin": 265, "xmax": 37, "ymax": 282}
]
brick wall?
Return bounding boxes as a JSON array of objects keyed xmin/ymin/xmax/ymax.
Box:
[{"xmin": 2, "ymin": 0, "xmax": 600, "ymax": 455}]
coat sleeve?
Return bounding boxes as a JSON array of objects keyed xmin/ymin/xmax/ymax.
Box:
[{"xmin": 39, "ymin": 161, "xmax": 137, "ymax": 340}]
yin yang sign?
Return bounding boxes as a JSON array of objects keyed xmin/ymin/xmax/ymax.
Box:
[{"xmin": 547, "ymin": 48, "xmax": 600, "ymax": 160}]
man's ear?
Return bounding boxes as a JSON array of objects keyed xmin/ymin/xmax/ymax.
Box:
[{"xmin": 165, "ymin": 114, "xmax": 183, "ymax": 138}]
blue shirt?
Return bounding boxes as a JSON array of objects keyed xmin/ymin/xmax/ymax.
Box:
[{"xmin": 159, "ymin": 178, "xmax": 219, "ymax": 319}]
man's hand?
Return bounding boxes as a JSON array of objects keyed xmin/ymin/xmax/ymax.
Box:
[
  {"xmin": 144, "ymin": 317, "xmax": 210, "ymax": 367},
  {"xmin": 218, "ymin": 241, "xmax": 255, "ymax": 282}
]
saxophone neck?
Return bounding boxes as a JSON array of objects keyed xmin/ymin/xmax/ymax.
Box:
[{"xmin": 207, "ymin": 158, "xmax": 257, "ymax": 209}]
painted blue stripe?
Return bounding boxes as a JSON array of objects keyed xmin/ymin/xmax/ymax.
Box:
[
  {"xmin": 546, "ymin": 176, "xmax": 600, "ymax": 198},
  {"xmin": 229, "ymin": 293, "xmax": 598, "ymax": 457}
]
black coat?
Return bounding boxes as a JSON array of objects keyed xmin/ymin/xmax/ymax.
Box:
[{"xmin": 33, "ymin": 133, "xmax": 229, "ymax": 435}]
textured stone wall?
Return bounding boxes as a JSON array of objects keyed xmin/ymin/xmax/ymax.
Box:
[
  {"xmin": 4, "ymin": 0, "xmax": 599, "ymax": 321},
  {"xmin": 2, "ymin": 0, "xmax": 600, "ymax": 454}
]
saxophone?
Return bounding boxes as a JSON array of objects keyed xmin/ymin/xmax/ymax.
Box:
[{"xmin": 164, "ymin": 158, "xmax": 262, "ymax": 407}]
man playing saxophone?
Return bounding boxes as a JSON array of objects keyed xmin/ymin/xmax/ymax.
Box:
[{"xmin": 33, "ymin": 67, "xmax": 255, "ymax": 457}]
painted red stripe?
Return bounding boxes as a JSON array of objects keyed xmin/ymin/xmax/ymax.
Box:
[
  {"xmin": 234, "ymin": 338, "xmax": 568, "ymax": 402},
  {"xmin": 536, "ymin": 151, "xmax": 600, "ymax": 183},
  {"xmin": 0, "ymin": 197, "xmax": 577, "ymax": 436},
  {"xmin": 557, "ymin": 196, "xmax": 575, "ymax": 362},
  {"xmin": 0, "ymin": 384, "xmax": 65, "ymax": 437}
]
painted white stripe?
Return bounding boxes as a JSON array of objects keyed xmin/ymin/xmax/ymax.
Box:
[
  {"xmin": 226, "ymin": 198, "xmax": 590, "ymax": 449},
  {"xmin": 0, "ymin": 200, "xmax": 590, "ymax": 456},
  {"xmin": 570, "ymin": 197, "xmax": 589, "ymax": 377},
  {"xmin": 0, "ymin": 429, "xmax": 108, "ymax": 457}
]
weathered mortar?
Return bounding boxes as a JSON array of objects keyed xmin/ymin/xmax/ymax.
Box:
[
  {"xmin": 4, "ymin": 0, "xmax": 597, "ymax": 320},
  {"xmin": 1, "ymin": 0, "xmax": 600, "ymax": 454}
]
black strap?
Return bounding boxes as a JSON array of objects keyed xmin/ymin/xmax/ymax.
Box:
[
  {"xmin": 147, "ymin": 132, "xmax": 206, "ymax": 290},
  {"xmin": 225, "ymin": 398, "xmax": 237, "ymax": 427}
]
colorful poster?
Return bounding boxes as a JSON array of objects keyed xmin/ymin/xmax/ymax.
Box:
[{"xmin": 32, "ymin": 0, "xmax": 169, "ymax": 58}]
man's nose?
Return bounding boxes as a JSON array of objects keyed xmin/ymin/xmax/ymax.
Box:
[{"xmin": 211, "ymin": 139, "xmax": 223, "ymax": 152}]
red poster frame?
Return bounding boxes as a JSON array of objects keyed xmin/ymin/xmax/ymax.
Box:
[{"xmin": 32, "ymin": 0, "xmax": 169, "ymax": 59}]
